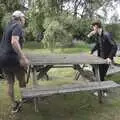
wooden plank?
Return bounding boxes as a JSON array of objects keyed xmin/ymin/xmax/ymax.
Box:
[
  {"xmin": 107, "ymin": 65, "xmax": 120, "ymax": 75},
  {"xmin": 21, "ymin": 81, "xmax": 120, "ymax": 98},
  {"xmin": 26, "ymin": 53, "xmax": 107, "ymax": 65}
]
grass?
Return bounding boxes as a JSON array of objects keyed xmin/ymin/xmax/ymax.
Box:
[
  {"xmin": 1, "ymin": 42, "xmax": 120, "ymax": 120},
  {"xmin": 23, "ymin": 41, "xmax": 90, "ymax": 54},
  {"xmin": 1, "ymin": 70, "xmax": 120, "ymax": 120}
]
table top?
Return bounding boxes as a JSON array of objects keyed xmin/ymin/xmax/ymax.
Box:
[{"xmin": 26, "ymin": 53, "xmax": 107, "ymax": 65}]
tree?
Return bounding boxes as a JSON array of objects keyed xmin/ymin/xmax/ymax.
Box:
[
  {"xmin": 25, "ymin": 0, "xmax": 120, "ymax": 51},
  {"xmin": 0, "ymin": 0, "xmax": 21, "ymax": 12}
]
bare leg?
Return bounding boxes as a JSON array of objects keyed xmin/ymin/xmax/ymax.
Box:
[
  {"xmin": 8, "ymin": 83, "xmax": 15, "ymax": 103},
  {"xmin": 6, "ymin": 73, "xmax": 15, "ymax": 103}
]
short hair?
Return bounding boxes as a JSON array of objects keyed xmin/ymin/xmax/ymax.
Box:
[{"xmin": 92, "ymin": 21, "xmax": 102, "ymax": 28}]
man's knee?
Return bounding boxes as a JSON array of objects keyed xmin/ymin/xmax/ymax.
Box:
[{"xmin": 15, "ymin": 67, "xmax": 26, "ymax": 88}]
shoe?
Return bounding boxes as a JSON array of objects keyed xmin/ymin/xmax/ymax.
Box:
[
  {"xmin": 103, "ymin": 92, "xmax": 108, "ymax": 97},
  {"xmin": 11, "ymin": 101, "xmax": 22, "ymax": 113},
  {"xmin": 93, "ymin": 91, "xmax": 108, "ymax": 97},
  {"xmin": 93, "ymin": 91, "xmax": 98, "ymax": 96}
]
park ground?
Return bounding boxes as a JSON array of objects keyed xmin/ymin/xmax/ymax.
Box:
[{"xmin": 1, "ymin": 42, "xmax": 120, "ymax": 120}]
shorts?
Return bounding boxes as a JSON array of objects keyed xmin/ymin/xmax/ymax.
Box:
[{"xmin": 3, "ymin": 66, "xmax": 26, "ymax": 88}]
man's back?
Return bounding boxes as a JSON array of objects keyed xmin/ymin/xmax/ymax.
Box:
[{"xmin": 0, "ymin": 21, "xmax": 24, "ymax": 68}]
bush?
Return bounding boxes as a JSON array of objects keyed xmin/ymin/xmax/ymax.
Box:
[
  {"xmin": 0, "ymin": 4, "xmax": 6, "ymax": 39},
  {"xmin": 105, "ymin": 23, "xmax": 120, "ymax": 42},
  {"xmin": 43, "ymin": 20, "xmax": 73, "ymax": 51},
  {"xmin": 58, "ymin": 14, "xmax": 92, "ymax": 42},
  {"xmin": 1, "ymin": 13, "xmax": 11, "ymax": 29}
]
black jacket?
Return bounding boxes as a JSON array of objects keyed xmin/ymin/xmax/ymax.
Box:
[{"xmin": 91, "ymin": 31, "xmax": 117, "ymax": 59}]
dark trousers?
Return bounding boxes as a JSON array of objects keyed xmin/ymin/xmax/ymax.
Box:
[
  {"xmin": 93, "ymin": 64, "xmax": 109, "ymax": 81},
  {"xmin": 99, "ymin": 64, "xmax": 109, "ymax": 81}
]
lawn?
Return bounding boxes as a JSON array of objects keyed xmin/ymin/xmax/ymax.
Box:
[{"xmin": 0, "ymin": 42, "xmax": 120, "ymax": 120}]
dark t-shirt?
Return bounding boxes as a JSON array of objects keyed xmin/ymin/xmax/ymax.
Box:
[{"xmin": 0, "ymin": 20, "xmax": 24, "ymax": 68}]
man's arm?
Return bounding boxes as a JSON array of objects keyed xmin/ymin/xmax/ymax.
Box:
[
  {"xmin": 87, "ymin": 31, "xmax": 98, "ymax": 54},
  {"xmin": 11, "ymin": 36, "xmax": 25, "ymax": 58},
  {"xmin": 91, "ymin": 42, "xmax": 99, "ymax": 54},
  {"xmin": 11, "ymin": 36, "xmax": 29, "ymax": 68}
]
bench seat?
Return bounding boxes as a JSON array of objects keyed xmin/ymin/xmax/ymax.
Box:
[{"xmin": 21, "ymin": 80, "xmax": 120, "ymax": 98}]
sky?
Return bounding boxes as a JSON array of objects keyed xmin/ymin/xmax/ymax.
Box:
[
  {"xmin": 64, "ymin": 0, "xmax": 120, "ymax": 23},
  {"xmin": 97, "ymin": 1, "xmax": 120, "ymax": 23}
]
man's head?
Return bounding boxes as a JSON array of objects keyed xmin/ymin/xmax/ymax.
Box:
[
  {"xmin": 92, "ymin": 21, "xmax": 102, "ymax": 33},
  {"xmin": 12, "ymin": 10, "xmax": 25, "ymax": 25}
]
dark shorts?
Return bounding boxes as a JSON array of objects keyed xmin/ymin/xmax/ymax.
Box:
[{"xmin": 3, "ymin": 66, "xmax": 26, "ymax": 88}]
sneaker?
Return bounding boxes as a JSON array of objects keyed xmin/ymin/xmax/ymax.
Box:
[
  {"xmin": 103, "ymin": 92, "xmax": 108, "ymax": 97},
  {"xmin": 93, "ymin": 91, "xmax": 108, "ymax": 97},
  {"xmin": 93, "ymin": 91, "xmax": 98, "ymax": 96},
  {"xmin": 11, "ymin": 101, "xmax": 22, "ymax": 113}
]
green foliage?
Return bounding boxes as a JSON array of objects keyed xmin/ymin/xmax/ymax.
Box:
[
  {"xmin": 0, "ymin": 0, "xmax": 21, "ymax": 40},
  {"xmin": 25, "ymin": 0, "xmax": 120, "ymax": 51},
  {"xmin": 43, "ymin": 20, "xmax": 73, "ymax": 51},
  {"xmin": 73, "ymin": 19, "xmax": 92, "ymax": 41},
  {"xmin": 0, "ymin": 4, "xmax": 6, "ymax": 39},
  {"xmin": 24, "ymin": 27, "xmax": 35, "ymax": 42},
  {"xmin": 58, "ymin": 13, "xmax": 92, "ymax": 41},
  {"xmin": 36, "ymin": 0, "xmax": 59, "ymax": 17},
  {"xmin": 1, "ymin": 13, "xmax": 11, "ymax": 29},
  {"xmin": 105, "ymin": 24, "xmax": 120, "ymax": 42},
  {"xmin": 0, "ymin": 0, "xmax": 21, "ymax": 12}
]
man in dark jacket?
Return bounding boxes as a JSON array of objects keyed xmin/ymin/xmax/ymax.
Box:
[{"xmin": 88, "ymin": 21, "xmax": 117, "ymax": 95}]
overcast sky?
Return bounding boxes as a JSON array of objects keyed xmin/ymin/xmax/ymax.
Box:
[
  {"xmin": 64, "ymin": 0, "xmax": 120, "ymax": 23},
  {"xmin": 97, "ymin": 1, "xmax": 120, "ymax": 23}
]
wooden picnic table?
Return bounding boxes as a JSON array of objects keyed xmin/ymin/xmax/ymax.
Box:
[
  {"xmin": 21, "ymin": 53, "xmax": 119, "ymax": 112},
  {"xmin": 26, "ymin": 53, "xmax": 106, "ymax": 65}
]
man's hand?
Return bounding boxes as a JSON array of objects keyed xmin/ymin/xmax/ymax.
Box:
[
  {"xmin": 20, "ymin": 55, "xmax": 29, "ymax": 69},
  {"xmin": 89, "ymin": 51, "xmax": 92, "ymax": 54},
  {"xmin": 106, "ymin": 58, "xmax": 112, "ymax": 64},
  {"xmin": 87, "ymin": 31, "xmax": 96, "ymax": 38}
]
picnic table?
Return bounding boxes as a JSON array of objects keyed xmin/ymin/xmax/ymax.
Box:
[{"xmin": 21, "ymin": 53, "xmax": 120, "ymax": 112}]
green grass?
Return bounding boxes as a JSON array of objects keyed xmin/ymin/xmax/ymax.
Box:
[
  {"xmin": 1, "ymin": 44, "xmax": 120, "ymax": 120},
  {"xmin": 23, "ymin": 41, "xmax": 90, "ymax": 54},
  {"xmin": 1, "ymin": 70, "xmax": 120, "ymax": 120},
  {"xmin": 1, "ymin": 67, "xmax": 120, "ymax": 120}
]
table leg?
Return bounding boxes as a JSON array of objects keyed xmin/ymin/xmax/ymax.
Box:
[
  {"xmin": 26, "ymin": 65, "xmax": 31, "ymax": 84},
  {"xmin": 34, "ymin": 97, "xmax": 39, "ymax": 112},
  {"xmin": 32, "ymin": 66, "xmax": 39, "ymax": 111},
  {"xmin": 32, "ymin": 66, "xmax": 37, "ymax": 86},
  {"xmin": 94, "ymin": 64, "xmax": 103, "ymax": 103},
  {"xmin": 74, "ymin": 71, "xmax": 80, "ymax": 80}
]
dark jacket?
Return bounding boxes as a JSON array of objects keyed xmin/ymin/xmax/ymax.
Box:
[{"xmin": 91, "ymin": 31, "xmax": 117, "ymax": 59}]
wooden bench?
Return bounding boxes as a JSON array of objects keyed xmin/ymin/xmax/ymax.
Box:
[
  {"xmin": 21, "ymin": 81, "xmax": 119, "ymax": 98},
  {"xmin": 21, "ymin": 80, "xmax": 120, "ymax": 112}
]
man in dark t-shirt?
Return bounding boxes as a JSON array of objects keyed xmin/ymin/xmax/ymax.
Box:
[{"xmin": 0, "ymin": 10, "xmax": 29, "ymax": 113}]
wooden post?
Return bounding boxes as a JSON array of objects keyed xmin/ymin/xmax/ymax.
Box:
[
  {"xmin": 74, "ymin": 71, "xmax": 80, "ymax": 80},
  {"xmin": 32, "ymin": 66, "xmax": 37, "ymax": 86},
  {"xmin": 32, "ymin": 66, "xmax": 39, "ymax": 112},
  {"xmin": 94, "ymin": 64, "xmax": 103, "ymax": 103},
  {"xmin": 34, "ymin": 97, "xmax": 39, "ymax": 112}
]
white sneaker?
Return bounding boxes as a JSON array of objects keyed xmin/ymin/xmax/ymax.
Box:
[
  {"xmin": 93, "ymin": 91, "xmax": 98, "ymax": 96},
  {"xmin": 103, "ymin": 92, "xmax": 107, "ymax": 97}
]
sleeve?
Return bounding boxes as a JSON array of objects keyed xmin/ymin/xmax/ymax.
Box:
[
  {"xmin": 12, "ymin": 25, "xmax": 22, "ymax": 37},
  {"xmin": 105, "ymin": 33, "xmax": 117, "ymax": 59},
  {"xmin": 91, "ymin": 41, "xmax": 99, "ymax": 54}
]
